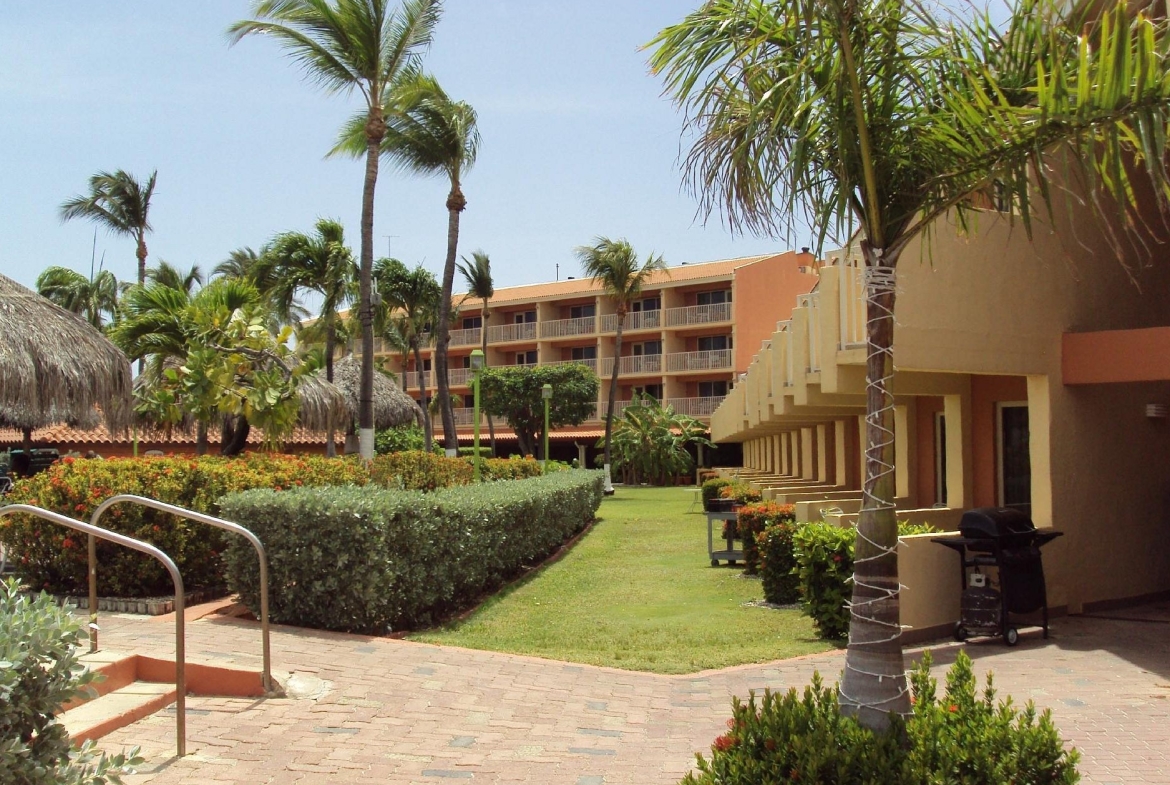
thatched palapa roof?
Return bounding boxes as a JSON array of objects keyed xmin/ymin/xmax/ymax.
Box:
[
  {"xmin": 324, "ymin": 354, "xmax": 423, "ymax": 430},
  {"xmin": 0, "ymin": 273, "xmax": 132, "ymax": 432}
]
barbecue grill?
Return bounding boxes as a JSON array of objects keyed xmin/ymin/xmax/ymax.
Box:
[{"xmin": 932, "ymin": 507, "xmax": 1062, "ymax": 646}]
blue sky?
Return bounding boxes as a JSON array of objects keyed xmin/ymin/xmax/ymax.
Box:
[{"xmin": 0, "ymin": 1, "xmax": 810, "ymax": 300}]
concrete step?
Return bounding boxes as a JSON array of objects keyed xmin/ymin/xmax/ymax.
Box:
[{"xmin": 60, "ymin": 681, "xmax": 177, "ymax": 745}]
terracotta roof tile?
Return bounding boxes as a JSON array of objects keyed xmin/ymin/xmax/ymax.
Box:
[{"xmin": 0, "ymin": 424, "xmax": 333, "ymax": 447}]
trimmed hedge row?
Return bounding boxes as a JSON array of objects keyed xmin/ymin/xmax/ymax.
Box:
[
  {"xmin": 0, "ymin": 455, "xmax": 368, "ymax": 598},
  {"xmin": 220, "ymin": 470, "xmax": 605, "ymax": 634},
  {"xmin": 368, "ymin": 451, "xmax": 550, "ymax": 490}
]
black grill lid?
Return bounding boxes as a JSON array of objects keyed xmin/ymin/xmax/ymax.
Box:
[{"xmin": 959, "ymin": 507, "xmax": 1036, "ymax": 539}]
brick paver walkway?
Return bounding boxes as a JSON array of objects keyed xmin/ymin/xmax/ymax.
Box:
[{"xmin": 92, "ymin": 601, "xmax": 1170, "ymax": 784}]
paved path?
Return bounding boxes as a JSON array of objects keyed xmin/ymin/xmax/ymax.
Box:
[{"xmin": 92, "ymin": 602, "xmax": 1170, "ymax": 785}]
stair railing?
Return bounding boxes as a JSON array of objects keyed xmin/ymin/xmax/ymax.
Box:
[
  {"xmin": 90, "ymin": 495, "xmax": 273, "ymax": 695},
  {"xmin": 0, "ymin": 504, "xmax": 187, "ymax": 757}
]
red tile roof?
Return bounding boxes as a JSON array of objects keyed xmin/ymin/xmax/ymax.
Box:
[{"xmin": 0, "ymin": 423, "xmax": 333, "ymax": 447}]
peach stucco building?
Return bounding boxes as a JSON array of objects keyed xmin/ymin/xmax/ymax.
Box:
[
  {"xmin": 365, "ymin": 251, "xmax": 819, "ymax": 449},
  {"xmin": 711, "ymin": 204, "xmax": 1170, "ymax": 640}
]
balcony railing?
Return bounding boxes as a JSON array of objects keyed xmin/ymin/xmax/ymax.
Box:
[
  {"xmin": 666, "ymin": 396, "xmax": 726, "ymax": 417},
  {"xmin": 447, "ymin": 367, "xmax": 474, "ymax": 386},
  {"xmin": 833, "ymin": 252, "xmax": 867, "ymax": 349},
  {"xmin": 546, "ymin": 358, "xmax": 599, "ymax": 373},
  {"xmin": 403, "ymin": 370, "xmax": 430, "ymax": 390},
  {"xmin": 664, "ymin": 302, "xmax": 732, "ymax": 327},
  {"xmin": 540, "ymin": 316, "xmax": 597, "ymax": 338},
  {"xmin": 452, "ymin": 408, "xmax": 484, "ymax": 426},
  {"xmin": 797, "ymin": 292, "xmax": 821, "ymax": 372},
  {"xmin": 666, "ymin": 349, "xmax": 733, "ymax": 372},
  {"xmin": 600, "ymin": 309, "xmax": 662, "ymax": 332},
  {"xmin": 487, "ymin": 322, "xmax": 537, "ymax": 343},
  {"xmin": 599, "ymin": 354, "xmax": 663, "ymax": 377},
  {"xmin": 449, "ymin": 327, "xmax": 481, "ymax": 347}
]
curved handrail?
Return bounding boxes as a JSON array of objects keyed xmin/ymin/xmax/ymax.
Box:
[
  {"xmin": 0, "ymin": 504, "xmax": 186, "ymax": 757},
  {"xmin": 90, "ymin": 495, "xmax": 272, "ymax": 694}
]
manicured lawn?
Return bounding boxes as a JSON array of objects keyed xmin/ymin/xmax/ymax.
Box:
[{"xmin": 409, "ymin": 485, "xmax": 836, "ymax": 674}]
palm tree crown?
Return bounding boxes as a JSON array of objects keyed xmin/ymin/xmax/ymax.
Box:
[
  {"xmin": 35, "ymin": 266, "xmax": 120, "ymax": 329},
  {"xmin": 60, "ymin": 170, "xmax": 157, "ymax": 285},
  {"xmin": 147, "ymin": 261, "xmax": 204, "ymax": 295}
]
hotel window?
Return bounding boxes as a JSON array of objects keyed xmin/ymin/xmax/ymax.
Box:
[
  {"xmin": 571, "ymin": 346, "xmax": 597, "ymax": 361},
  {"xmin": 698, "ymin": 381, "xmax": 729, "ymax": 398},
  {"xmin": 633, "ymin": 384, "xmax": 663, "ymax": 399},
  {"xmin": 696, "ymin": 290, "xmax": 732, "ymax": 306},
  {"xmin": 697, "ymin": 335, "xmax": 730, "ymax": 352},
  {"xmin": 514, "ymin": 310, "xmax": 536, "ymax": 324},
  {"xmin": 632, "ymin": 296, "xmax": 660, "ymax": 312},
  {"xmin": 632, "ymin": 340, "xmax": 662, "ymax": 356},
  {"xmin": 515, "ymin": 350, "xmax": 538, "ymax": 365},
  {"xmin": 462, "ymin": 315, "xmax": 482, "ymax": 329},
  {"xmin": 569, "ymin": 303, "xmax": 596, "ymax": 319},
  {"xmin": 997, "ymin": 403, "xmax": 1031, "ymax": 513}
]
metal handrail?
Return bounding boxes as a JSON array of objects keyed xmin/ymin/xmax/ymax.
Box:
[
  {"xmin": 90, "ymin": 495, "xmax": 272, "ymax": 695},
  {"xmin": 0, "ymin": 504, "xmax": 187, "ymax": 757}
]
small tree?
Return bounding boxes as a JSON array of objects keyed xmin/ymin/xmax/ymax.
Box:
[
  {"xmin": 479, "ymin": 364, "xmax": 600, "ymax": 457},
  {"xmin": 605, "ymin": 394, "xmax": 712, "ymax": 485}
]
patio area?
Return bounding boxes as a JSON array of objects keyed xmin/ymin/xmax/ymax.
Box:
[{"xmin": 88, "ymin": 600, "xmax": 1170, "ymax": 784}]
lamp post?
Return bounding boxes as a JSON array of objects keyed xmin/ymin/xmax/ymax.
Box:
[
  {"xmin": 471, "ymin": 350, "xmax": 485, "ymax": 482},
  {"xmin": 541, "ymin": 383, "xmax": 553, "ymax": 473}
]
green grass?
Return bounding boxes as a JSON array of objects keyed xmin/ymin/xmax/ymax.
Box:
[{"xmin": 409, "ymin": 485, "xmax": 836, "ymax": 674}]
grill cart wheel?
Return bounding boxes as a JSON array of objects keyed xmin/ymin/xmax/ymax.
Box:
[
  {"xmin": 953, "ymin": 623, "xmax": 969, "ymax": 642},
  {"xmin": 1003, "ymin": 627, "xmax": 1020, "ymax": 646}
]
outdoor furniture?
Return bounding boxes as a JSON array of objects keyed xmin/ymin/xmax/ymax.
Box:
[
  {"xmin": 707, "ymin": 510, "xmax": 742, "ymax": 566},
  {"xmin": 932, "ymin": 507, "xmax": 1062, "ymax": 646}
]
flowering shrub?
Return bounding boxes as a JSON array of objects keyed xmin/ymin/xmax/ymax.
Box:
[
  {"xmin": 220, "ymin": 471, "xmax": 605, "ymax": 633},
  {"xmin": 719, "ymin": 482, "xmax": 763, "ymax": 505},
  {"xmin": 683, "ymin": 651, "xmax": 1079, "ymax": 785},
  {"xmin": 731, "ymin": 502, "xmax": 795, "ymax": 575},
  {"xmin": 792, "ymin": 521, "xmax": 939, "ymax": 639},
  {"xmin": 701, "ymin": 478, "xmax": 733, "ymax": 510},
  {"xmin": 479, "ymin": 456, "xmax": 545, "ymax": 482},
  {"xmin": 756, "ymin": 520, "xmax": 801, "ymax": 605},
  {"xmin": 369, "ymin": 450, "xmax": 474, "ymax": 491},
  {"xmin": 0, "ymin": 455, "xmax": 368, "ymax": 597}
]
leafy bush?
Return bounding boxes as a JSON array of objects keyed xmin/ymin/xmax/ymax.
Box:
[
  {"xmin": 732, "ymin": 502, "xmax": 795, "ymax": 575},
  {"xmin": 0, "ymin": 579, "xmax": 142, "ymax": 785},
  {"xmin": 1, "ymin": 455, "xmax": 368, "ymax": 598},
  {"xmin": 793, "ymin": 521, "xmax": 940, "ymax": 639},
  {"xmin": 458, "ymin": 446, "xmax": 493, "ymax": 458},
  {"xmin": 479, "ymin": 456, "xmax": 544, "ymax": 482},
  {"xmin": 701, "ymin": 478, "xmax": 733, "ymax": 510},
  {"xmin": 683, "ymin": 650, "xmax": 1079, "ymax": 785},
  {"xmin": 375, "ymin": 423, "xmax": 430, "ymax": 454},
  {"xmin": 720, "ymin": 482, "xmax": 762, "ymax": 505},
  {"xmin": 369, "ymin": 451, "xmax": 474, "ymax": 491},
  {"xmin": 220, "ymin": 471, "xmax": 605, "ymax": 634},
  {"xmin": 756, "ymin": 520, "xmax": 801, "ymax": 605}
]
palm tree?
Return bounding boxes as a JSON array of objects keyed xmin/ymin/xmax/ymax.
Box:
[
  {"xmin": 457, "ymin": 250, "xmax": 495, "ymax": 455},
  {"xmin": 375, "ymin": 258, "xmax": 440, "ymax": 446},
  {"xmin": 651, "ymin": 0, "xmax": 1170, "ymax": 729},
  {"xmin": 213, "ymin": 247, "xmax": 263, "ymax": 280},
  {"xmin": 35, "ymin": 266, "xmax": 120, "ymax": 328},
  {"xmin": 334, "ymin": 71, "xmax": 479, "ymax": 454},
  {"xmin": 230, "ymin": 0, "xmax": 441, "ymax": 460},
  {"xmin": 256, "ymin": 218, "xmax": 357, "ymax": 456},
  {"xmin": 146, "ymin": 261, "xmax": 204, "ymax": 295},
  {"xmin": 60, "ymin": 170, "xmax": 157, "ymax": 286},
  {"xmin": 577, "ymin": 238, "xmax": 667, "ymax": 495}
]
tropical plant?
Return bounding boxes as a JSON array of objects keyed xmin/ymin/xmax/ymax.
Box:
[
  {"xmin": 577, "ymin": 238, "xmax": 667, "ymax": 493},
  {"xmin": 478, "ymin": 364, "xmax": 600, "ymax": 457},
  {"xmin": 230, "ymin": 0, "xmax": 442, "ymax": 459},
  {"xmin": 146, "ymin": 260, "xmax": 204, "ymax": 295},
  {"xmin": 651, "ymin": 0, "xmax": 1170, "ymax": 728},
  {"xmin": 35, "ymin": 266, "xmax": 120, "ymax": 328},
  {"xmin": 374, "ymin": 258, "xmax": 441, "ymax": 446},
  {"xmin": 457, "ymin": 249, "xmax": 496, "ymax": 454},
  {"xmin": 335, "ymin": 71, "xmax": 480, "ymax": 453},
  {"xmin": 605, "ymin": 394, "xmax": 711, "ymax": 486},
  {"xmin": 59, "ymin": 169, "xmax": 157, "ymax": 286}
]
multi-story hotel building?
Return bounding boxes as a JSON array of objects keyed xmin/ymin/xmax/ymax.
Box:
[{"xmin": 366, "ymin": 250, "xmax": 819, "ymax": 452}]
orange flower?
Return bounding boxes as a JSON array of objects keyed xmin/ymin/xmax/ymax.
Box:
[{"xmin": 948, "ymin": 704, "xmax": 958, "ymax": 713}]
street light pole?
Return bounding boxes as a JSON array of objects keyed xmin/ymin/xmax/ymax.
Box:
[
  {"xmin": 471, "ymin": 350, "xmax": 485, "ymax": 482},
  {"xmin": 541, "ymin": 383, "xmax": 553, "ymax": 473}
]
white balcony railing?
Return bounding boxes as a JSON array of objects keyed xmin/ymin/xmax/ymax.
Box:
[
  {"xmin": 545, "ymin": 358, "xmax": 599, "ymax": 373},
  {"xmin": 664, "ymin": 302, "xmax": 732, "ymax": 327},
  {"xmin": 448, "ymin": 327, "xmax": 481, "ymax": 347},
  {"xmin": 798, "ymin": 291, "xmax": 821, "ymax": 372},
  {"xmin": 776, "ymin": 321, "xmax": 794, "ymax": 387},
  {"xmin": 540, "ymin": 316, "xmax": 597, "ymax": 338},
  {"xmin": 404, "ymin": 370, "xmax": 431, "ymax": 390},
  {"xmin": 487, "ymin": 322, "xmax": 537, "ymax": 343},
  {"xmin": 600, "ymin": 309, "xmax": 662, "ymax": 332},
  {"xmin": 834, "ymin": 252, "xmax": 867, "ymax": 349},
  {"xmin": 447, "ymin": 367, "xmax": 473, "ymax": 386},
  {"xmin": 599, "ymin": 353, "xmax": 663, "ymax": 376},
  {"xmin": 666, "ymin": 396, "xmax": 726, "ymax": 417},
  {"xmin": 452, "ymin": 408, "xmax": 483, "ymax": 426},
  {"xmin": 666, "ymin": 349, "xmax": 733, "ymax": 373}
]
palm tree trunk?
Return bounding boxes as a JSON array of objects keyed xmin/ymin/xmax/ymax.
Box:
[
  {"xmin": 603, "ymin": 315, "xmax": 623, "ymax": 494},
  {"xmin": 357, "ymin": 111, "xmax": 386, "ymax": 460},
  {"xmin": 325, "ymin": 322, "xmax": 337, "ymax": 458},
  {"xmin": 195, "ymin": 421, "xmax": 208, "ymax": 456},
  {"xmin": 413, "ymin": 344, "xmax": 433, "ymax": 448},
  {"xmin": 482, "ymin": 305, "xmax": 496, "ymax": 456},
  {"xmin": 838, "ymin": 248, "xmax": 909, "ymax": 731},
  {"xmin": 434, "ymin": 184, "xmax": 465, "ymax": 455},
  {"xmin": 136, "ymin": 231, "xmax": 148, "ymax": 286}
]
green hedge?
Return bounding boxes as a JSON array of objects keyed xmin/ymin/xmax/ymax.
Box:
[
  {"xmin": 0, "ymin": 455, "xmax": 368, "ymax": 598},
  {"xmin": 701, "ymin": 478, "xmax": 733, "ymax": 509},
  {"xmin": 756, "ymin": 520, "xmax": 801, "ymax": 605},
  {"xmin": 220, "ymin": 470, "xmax": 605, "ymax": 634},
  {"xmin": 684, "ymin": 651, "xmax": 1078, "ymax": 785},
  {"xmin": 369, "ymin": 451, "xmax": 475, "ymax": 491},
  {"xmin": 0, "ymin": 579, "xmax": 141, "ymax": 784},
  {"xmin": 792, "ymin": 521, "xmax": 938, "ymax": 639}
]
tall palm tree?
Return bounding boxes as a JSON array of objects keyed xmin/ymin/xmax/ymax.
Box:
[
  {"xmin": 60, "ymin": 170, "xmax": 157, "ymax": 286},
  {"xmin": 375, "ymin": 258, "xmax": 440, "ymax": 446},
  {"xmin": 213, "ymin": 247, "xmax": 263, "ymax": 280},
  {"xmin": 334, "ymin": 72, "xmax": 479, "ymax": 453},
  {"xmin": 214, "ymin": 245, "xmax": 308, "ymax": 327},
  {"xmin": 651, "ymin": 0, "xmax": 1170, "ymax": 729},
  {"xmin": 256, "ymin": 218, "xmax": 357, "ymax": 455},
  {"xmin": 577, "ymin": 238, "xmax": 667, "ymax": 495},
  {"xmin": 457, "ymin": 250, "xmax": 495, "ymax": 455},
  {"xmin": 147, "ymin": 261, "xmax": 204, "ymax": 295},
  {"xmin": 230, "ymin": 0, "xmax": 441, "ymax": 460},
  {"xmin": 35, "ymin": 266, "xmax": 120, "ymax": 328}
]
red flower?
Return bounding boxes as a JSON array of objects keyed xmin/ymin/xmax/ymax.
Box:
[
  {"xmin": 62, "ymin": 538, "xmax": 75, "ymax": 549},
  {"xmin": 713, "ymin": 734, "xmax": 735, "ymax": 752},
  {"xmin": 832, "ymin": 554, "xmax": 842, "ymax": 563},
  {"xmin": 765, "ymin": 738, "xmax": 777, "ymax": 751},
  {"xmin": 948, "ymin": 704, "xmax": 958, "ymax": 713}
]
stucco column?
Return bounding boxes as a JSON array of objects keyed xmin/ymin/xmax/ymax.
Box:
[
  {"xmin": 816, "ymin": 423, "xmax": 829, "ymax": 483},
  {"xmin": 834, "ymin": 419, "xmax": 848, "ymax": 487},
  {"xmin": 943, "ymin": 381, "xmax": 974, "ymax": 509},
  {"xmin": 801, "ymin": 427, "xmax": 816, "ymax": 481},
  {"xmin": 773, "ymin": 435, "xmax": 783, "ymax": 478},
  {"xmin": 894, "ymin": 403, "xmax": 912, "ymax": 502},
  {"xmin": 780, "ymin": 432, "xmax": 790, "ymax": 475},
  {"xmin": 1027, "ymin": 375, "xmax": 1053, "ymax": 529}
]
